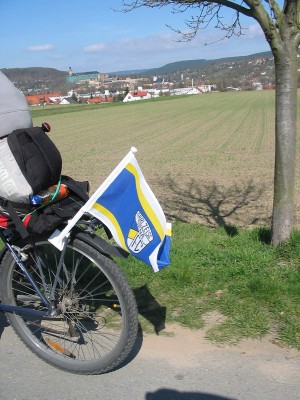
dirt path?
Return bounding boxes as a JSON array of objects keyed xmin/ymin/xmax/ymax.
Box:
[{"xmin": 141, "ymin": 323, "xmax": 300, "ymax": 376}]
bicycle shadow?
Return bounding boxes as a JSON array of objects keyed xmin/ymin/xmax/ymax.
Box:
[
  {"xmin": 120, "ymin": 284, "xmax": 166, "ymax": 369},
  {"xmin": 134, "ymin": 285, "xmax": 166, "ymax": 335},
  {"xmin": 146, "ymin": 389, "xmax": 236, "ymax": 400},
  {"xmin": 160, "ymin": 176, "xmax": 268, "ymax": 233}
]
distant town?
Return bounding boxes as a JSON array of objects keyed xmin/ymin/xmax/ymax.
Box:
[
  {"xmin": 25, "ymin": 67, "xmax": 217, "ymax": 107},
  {"xmin": 2, "ymin": 51, "xmax": 300, "ymax": 106}
]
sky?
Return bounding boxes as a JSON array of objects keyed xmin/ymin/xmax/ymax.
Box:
[{"xmin": 0, "ymin": 0, "xmax": 271, "ymax": 73}]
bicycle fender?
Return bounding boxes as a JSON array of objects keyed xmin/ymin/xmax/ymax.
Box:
[{"xmin": 73, "ymin": 231, "xmax": 129, "ymax": 259}]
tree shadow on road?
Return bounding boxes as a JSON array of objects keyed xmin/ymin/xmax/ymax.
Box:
[
  {"xmin": 146, "ymin": 389, "xmax": 236, "ymax": 400},
  {"xmin": 160, "ymin": 176, "xmax": 268, "ymax": 235}
]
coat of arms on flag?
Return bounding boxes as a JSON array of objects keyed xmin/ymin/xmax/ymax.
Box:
[
  {"xmin": 127, "ymin": 211, "xmax": 153, "ymax": 253},
  {"xmin": 49, "ymin": 147, "xmax": 171, "ymax": 272}
]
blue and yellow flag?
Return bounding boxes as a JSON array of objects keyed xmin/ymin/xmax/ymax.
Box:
[
  {"xmin": 88, "ymin": 149, "xmax": 171, "ymax": 272},
  {"xmin": 49, "ymin": 148, "xmax": 171, "ymax": 271}
]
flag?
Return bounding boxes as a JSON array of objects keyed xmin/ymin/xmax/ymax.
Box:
[
  {"xmin": 49, "ymin": 148, "xmax": 171, "ymax": 272},
  {"xmin": 89, "ymin": 150, "xmax": 171, "ymax": 272}
]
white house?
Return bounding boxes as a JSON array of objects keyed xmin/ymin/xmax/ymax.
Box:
[
  {"xmin": 59, "ymin": 98, "xmax": 71, "ymax": 105},
  {"xmin": 171, "ymin": 87, "xmax": 203, "ymax": 96},
  {"xmin": 123, "ymin": 90, "xmax": 152, "ymax": 102}
]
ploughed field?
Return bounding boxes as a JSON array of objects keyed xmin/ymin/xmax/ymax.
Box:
[{"xmin": 33, "ymin": 90, "xmax": 300, "ymax": 229}]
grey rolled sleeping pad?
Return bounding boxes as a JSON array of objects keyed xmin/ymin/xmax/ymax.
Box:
[{"xmin": 0, "ymin": 70, "xmax": 32, "ymax": 138}]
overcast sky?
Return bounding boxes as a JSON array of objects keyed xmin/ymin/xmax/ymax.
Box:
[{"xmin": 0, "ymin": 0, "xmax": 270, "ymax": 73}]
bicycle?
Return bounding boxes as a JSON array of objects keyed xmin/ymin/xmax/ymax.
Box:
[{"xmin": 0, "ymin": 214, "xmax": 139, "ymax": 375}]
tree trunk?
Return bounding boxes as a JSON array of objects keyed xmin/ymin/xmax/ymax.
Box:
[{"xmin": 271, "ymin": 42, "xmax": 298, "ymax": 245}]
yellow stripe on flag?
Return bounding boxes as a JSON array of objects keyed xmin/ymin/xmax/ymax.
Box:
[
  {"xmin": 92, "ymin": 202, "xmax": 128, "ymax": 251},
  {"xmin": 128, "ymin": 228, "xmax": 138, "ymax": 240},
  {"xmin": 126, "ymin": 163, "xmax": 164, "ymax": 239}
]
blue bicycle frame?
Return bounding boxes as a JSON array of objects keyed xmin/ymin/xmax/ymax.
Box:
[{"xmin": 0, "ymin": 229, "xmax": 53, "ymax": 317}]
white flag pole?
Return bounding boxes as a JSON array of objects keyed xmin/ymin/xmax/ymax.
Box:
[{"xmin": 48, "ymin": 147, "xmax": 137, "ymax": 250}]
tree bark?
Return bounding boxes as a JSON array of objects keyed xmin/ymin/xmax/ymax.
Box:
[{"xmin": 271, "ymin": 41, "xmax": 298, "ymax": 245}]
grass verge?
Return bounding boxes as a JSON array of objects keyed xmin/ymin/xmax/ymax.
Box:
[{"xmin": 118, "ymin": 222, "xmax": 300, "ymax": 349}]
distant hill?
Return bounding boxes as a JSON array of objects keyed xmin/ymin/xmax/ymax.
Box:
[
  {"xmin": 1, "ymin": 67, "xmax": 68, "ymax": 93},
  {"xmin": 110, "ymin": 51, "xmax": 273, "ymax": 76},
  {"xmin": 1, "ymin": 67, "xmax": 66, "ymax": 81}
]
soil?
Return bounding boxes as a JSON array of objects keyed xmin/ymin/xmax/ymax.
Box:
[{"xmin": 140, "ymin": 320, "xmax": 300, "ymax": 382}]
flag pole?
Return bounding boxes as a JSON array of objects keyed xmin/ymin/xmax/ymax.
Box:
[{"xmin": 48, "ymin": 147, "xmax": 137, "ymax": 250}]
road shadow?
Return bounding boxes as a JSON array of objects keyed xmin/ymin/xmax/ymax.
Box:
[
  {"xmin": 160, "ymin": 176, "xmax": 267, "ymax": 235},
  {"xmin": 0, "ymin": 312, "xmax": 9, "ymax": 338},
  {"xmin": 146, "ymin": 389, "xmax": 236, "ymax": 400}
]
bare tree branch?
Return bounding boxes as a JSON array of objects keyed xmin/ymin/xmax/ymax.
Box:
[
  {"xmin": 120, "ymin": 0, "xmax": 300, "ymax": 51},
  {"xmin": 121, "ymin": 0, "xmax": 252, "ymax": 16},
  {"xmin": 166, "ymin": 4, "xmax": 244, "ymax": 43},
  {"xmin": 120, "ymin": 1, "xmax": 275, "ymax": 44}
]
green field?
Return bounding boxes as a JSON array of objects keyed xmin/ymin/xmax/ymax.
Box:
[
  {"xmin": 29, "ymin": 91, "xmax": 300, "ymax": 348},
  {"xmin": 32, "ymin": 90, "xmax": 300, "ymax": 229}
]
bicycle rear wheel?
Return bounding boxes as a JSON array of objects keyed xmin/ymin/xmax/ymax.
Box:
[{"xmin": 0, "ymin": 237, "xmax": 138, "ymax": 374}]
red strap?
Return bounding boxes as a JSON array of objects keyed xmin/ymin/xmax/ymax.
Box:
[
  {"xmin": 22, "ymin": 213, "xmax": 32, "ymax": 228},
  {"xmin": 0, "ymin": 214, "xmax": 10, "ymax": 228}
]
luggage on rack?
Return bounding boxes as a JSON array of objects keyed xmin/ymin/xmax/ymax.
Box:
[
  {"xmin": 0, "ymin": 72, "xmax": 88, "ymax": 237},
  {"xmin": 0, "ymin": 71, "xmax": 62, "ymax": 205},
  {"xmin": 0, "ymin": 127, "xmax": 62, "ymax": 204},
  {"xmin": 0, "ymin": 125, "xmax": 62, "ymax": 204}
]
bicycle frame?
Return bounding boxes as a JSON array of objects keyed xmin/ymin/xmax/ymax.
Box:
[{"xmin": 0, "ymin": 228, "xmax": 57, "ymax": 317}]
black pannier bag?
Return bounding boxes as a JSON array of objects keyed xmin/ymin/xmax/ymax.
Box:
[
  {"xmin": 0, "ymin": 125, "xmax": 62, "ymax": 204},
  {"xmin": 23, "ymin": 176, "xmax": 90, "ymax": 236}
]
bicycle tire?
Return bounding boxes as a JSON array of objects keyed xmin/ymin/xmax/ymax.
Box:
[{"xmin": 0, "ymin": 237, "xmax": 138, "ymax": 374}]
